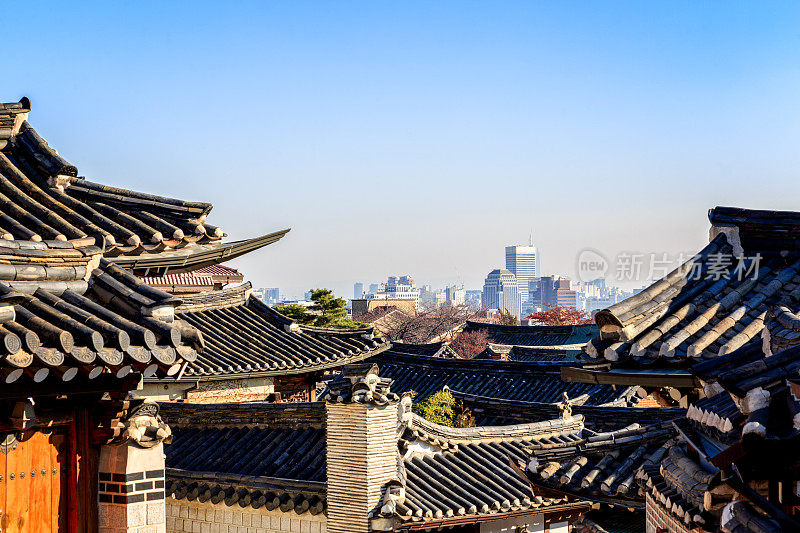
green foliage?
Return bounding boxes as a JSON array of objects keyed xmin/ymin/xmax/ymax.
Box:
[
  {"xmin": 498, "ymin": 308, "xmax": 518, "ymax": 326},
  {"xmin": 275, "ymin": 289, "xmax": 370, "ymax": 330},
  {"xmin": 273, "ymin": 304, "xmax": 314, "ymax": 324},
  {"xmin": 308, "ymin": 289, "xmax": 347, "ymax": 324},
  {"xmin": 412, "ymin": 389, "xmax": 476, "ymax": 428}
]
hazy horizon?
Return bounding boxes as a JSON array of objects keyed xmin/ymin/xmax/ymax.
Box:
[{"xmin": 4, "ymin": 2, "xmax": 800, "ymax": 300}]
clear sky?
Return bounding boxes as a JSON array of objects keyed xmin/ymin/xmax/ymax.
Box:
[{"xmin": 4, "ymin": 2, "xmax": 800, "ymax": 298}]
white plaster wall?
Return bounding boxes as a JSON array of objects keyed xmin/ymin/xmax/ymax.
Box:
[{"xmin": 167, "ymin": 498, "xmax": 326, "ymax": 533}]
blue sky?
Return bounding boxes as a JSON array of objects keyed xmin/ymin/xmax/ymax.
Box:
[{"xmin": 4, "ymin": 2, "xmax": 800, "ymax": 298}]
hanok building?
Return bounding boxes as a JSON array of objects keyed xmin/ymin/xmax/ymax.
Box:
[
  {"xmin": 141, "ymin": 282, "xmax": 390, "ymax": 402},
  {"xmin": 560, "ymin": 206, "xmax": 800, "ymax": 531},
  {"xmin": 0, "ymin": 96, "xmax": 299, "ymax": 531},
  {"xmin": 462, "ymin": 322, "xmax": 597, "ymax": 362},
  {"xmin": 373, "ymin": 352, "xmax": 639, "ymax": 409},
  {"xmin": 161, "ymin": 364, "xmax": 599, "ymax": 533},
  {"xmin": 139, "ymin": 264, "xmax": 244, "ymax": 295},
  {"xmin": 565, "ymin": 207, "xmax": 800, "ymax": 407}
]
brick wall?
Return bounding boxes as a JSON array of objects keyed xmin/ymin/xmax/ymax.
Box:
[
  {"xmin": 645, "ymin": 494, "xmax": 700, "ymax": 533},
  {"xmin": 326, "ymin": 401, "xmax": 399, "ymax": 533},
  {"xmin": 166, "ymin": 498, "xmax": 326, "ymax": 533}
]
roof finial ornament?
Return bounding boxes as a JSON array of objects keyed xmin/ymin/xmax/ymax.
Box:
[{"xmin": 557, "ymin": 391, "xmax": 573, "ymax": 420}]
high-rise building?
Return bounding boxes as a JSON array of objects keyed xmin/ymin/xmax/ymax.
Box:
[
  {"xmin": 481, "ymin": 269, "xmax": 521, "ymax": 318},
  {"xmin": 445, "ymin": 285, "xmax": 466, "ymax": 307},
  {"xmin": 531, "ymin": 276, "xmax": 577, "ymax": 309},
  {"xmin": 505, "ymin": 243, "xmax": 538, "ymax": 308},
  {"xmin": 253, "ymin": 287, "xmax": 280, "ymax": 305},
  {"xmin": 353, "ymin": 282, "xmax": 364, "ymax": 300},
  {"xmin": 465, "ymin": 290, "xmax": 483, "ymax": 310}
]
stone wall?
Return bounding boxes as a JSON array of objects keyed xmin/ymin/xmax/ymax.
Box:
[{"xmin": 166, "ymin": 498, "xmax": 326, "ymax": 533}]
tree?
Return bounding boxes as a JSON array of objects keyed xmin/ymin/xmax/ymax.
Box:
[
  {"xmin": 308, "ymin": 289, "xmax": 347, "ymax": 326},
  {"xmin": 272, "ymin": 303, "xmax": 313, "ymax": 324},
  {"xmin": 381, "ymin": 303, "xmax": 475, "ymax": 344},
  {"xmin": 450, "ymin": 328, "xmax": 492, "ymax": 359},
  {"xmin": 526, "ymin": 305, "xmax": 594, "ymax": 325},
  {"xmin": 275, "ymin": 289, "xmax": 368, "ymax": 330},
  {"xmin": 498, "ymin": 308, "xmax": 518, "ymax": 326},
  {"xmin": 411, "ymin": 389, "xmax": 476, "ymax": 428}
]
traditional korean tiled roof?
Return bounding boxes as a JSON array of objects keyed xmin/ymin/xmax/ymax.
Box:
[
  {"xmin": 452, "ymin": 390, "xmax": 682, "ymax": 430},
  {"xmin": 636, "ymin": 317, "xmax": 800, "ymax": 532},
  {"xmin": 162, "ymin": 402, "xmax": 327, "ymax": 515},
  {"xmin": 0, "ymin": 98, "xmax": 287, "ymax": 274},
  {"xmin": 637, "ymin": 446, "xmax": 718, "ymax": 528},
  {"xmin": 477, "ymin": 343, "xmax": 583, "ymax": 363},
  {"xmin": 382, "ymin": 341, "xmax": 457, "ymax": 358},
  {"xmin": 171, "ymin": 283, "xmax": 390, "ymax": 377},
  {"xmin": 0, "ymin": 239, "xmax": 200, "ymax": 386},
  {"xmin": 139, "ymin": 271, "xmax": 216, "ymax": 292},
  {"xmin": 523, "ymin": 420, "xmax": 678, "ymax": 507},
  {"xmin": 582, "ymin": 207, "xmax": 800, "ymax": 369},
  {"xmin": 464, "ymin": 321, "xmax": 598, "ymax": 347},
  {"xmin": 139, "ymin": 264, "xmax": 244, "ymax": 292},
  {"xmin": 373, "ymin": 352, "xmax": 637, "ymax": 405},
  {"xmin": 691, "ymin": 341, "xmax": 800, "ymax": 443},
  {"xmin": 379, "ymin": 411, "xmax": 590, "ymax": 524}
]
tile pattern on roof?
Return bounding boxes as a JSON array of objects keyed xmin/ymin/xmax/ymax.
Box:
[
  {"xmin": 174, "ymin": 285, "xmax": 389, "ymax": 377},
  {"xmin": 638, "ymin": 313, "xmax": 800, "ymax": 532},
  {"xmin": 587, "ymin": 239, "xmax": 800, "ymax": 367},
  {"xmin": 374, "ymin": 352, "xmax": 636, "ymax": 405},
  {"xmin": 160, "ymin": 402, "xmax": 326, "ymax": 514},
  {"xmin": 464, "ymin": 321, "xmax": 598, "ymax": 347},
  {"xmin": 0, "ymin": 113, "xmax": 220, "ymax": 251},
  {"xmin": 584, "ymin": 208, "xmax": 800, "ymax": 369},
  {"xmin": 453, "ymin": 390, "xmax": 683, "ymax": 430},
  {"xmin": 0, "ymin": 242, "xmax": 199, "ymax": 384},
  {"xmin": 478, "ymin": 344, "xmax": 583, "ymax": 363},
  {"xmin": 162, "ymin": 401, "xmax": 327, "ymax": 515},
  {"xmin": 524, "ymin": 421, "xmax": 677, "ymax": 506},
  {"xmin": 165, "ymin": 469, "xmax": 326, "ymax": 516},
  {"xmin": 380, "ymin": 409, "xmax": 588, "ymax": 523},
  {"xmin": 637, "ymin": 446, "xmax": 718, "ymax": 529},
  {"xmin": 0, "ymin": 99, "xmax": 288, "ymax": 273}
]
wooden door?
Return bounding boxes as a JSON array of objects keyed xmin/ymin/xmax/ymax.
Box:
[{"xmin": 0, "ymin": 429, "xmax": 68, "ymax": 533}]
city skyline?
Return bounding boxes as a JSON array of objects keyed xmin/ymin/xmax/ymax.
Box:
[{"xmin": 6, "ymin": 3, "xmax": 799, "ymax": 300}]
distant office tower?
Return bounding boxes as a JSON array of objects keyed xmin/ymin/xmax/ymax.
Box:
[
  {"xmin": 445, "ymin": 286, "xmax": 466, "ymax": 307},
  {"xmin": 505, "ymin": 244, "xmax": 538, "ymax": 307},
  {"xmin": 368, "ymin": 283, "xmax": 380, "ymax": 294},
  {"xmin": 353, "ymin": 282, "xmax": 364, "ymax": 300},
  {"xmin": 531, "ymin": 276, "xmax": 577, "ymax": 309},
  {"xmin": 465, "ymin": 290, "xmax": 483, "ymax": 310},
  {"xmin": 481, "ymin": 269, "xmax": 521, "ymax": 318},
  {"xmin": 254, "ymin": 287, "xmax": 280, "ymax": 305}
]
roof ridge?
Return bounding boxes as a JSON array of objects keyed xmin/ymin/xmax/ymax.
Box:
[
  {"xmin": 175, "ymin": 281, "xmax": 252, "ymax": 311},
  {"xmin": 409, "ymin": 411, "xmax": 584, "ymax": 444}
]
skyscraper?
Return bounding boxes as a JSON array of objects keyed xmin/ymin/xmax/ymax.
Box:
[
  {"xmin": 505, "ymin": 242, "xmax": 538, "ymax": 308},
  {"xmin": 481, "ymin": 269, "xmax": 521, "ymax": 318},
  {"xmin": 353, "ymin": 282, "xmax": 364, "ymax": 300}
]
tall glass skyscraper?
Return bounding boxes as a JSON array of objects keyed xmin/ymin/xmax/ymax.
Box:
[
  {"xmin": 481, "ymin": 269, "xmax": 521, "ymax": 318},
  {"xmin": 505, "ymin": 243, "xmax": 538, "ymax": 307}
]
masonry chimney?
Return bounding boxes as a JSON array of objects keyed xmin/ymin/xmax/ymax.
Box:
[{"xmin": 325, "ymin": 364, "xmax": 400, "ymax": 533}]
